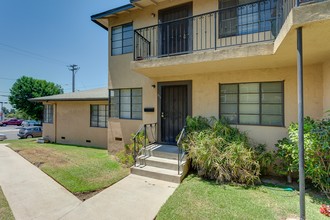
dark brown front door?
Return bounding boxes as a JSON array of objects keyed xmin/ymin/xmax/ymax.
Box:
[
  {"xmin": 159, "ymin": 3, "xmax": 192, "ymax": 56},
  {"xmin": 159, "ymin": 84, "xmax": 190, "ymax": 144}
]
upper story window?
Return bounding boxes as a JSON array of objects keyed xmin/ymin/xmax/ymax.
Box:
[
  {"xmin": 90, "ymin": 105, "xmax": 108, "ymax": 128},
  {"xmin": 111, "ymin": 23, "xmax": 133, "ymax": 56},
  {"xmin": 109, "ymin": 88, "xmax": 142, "ymax": 120},
  {"xmin": 220, "ymin": 81, "xmax": 284, "ymax": 126},
  {"xmin": 219, "ymin": 0, "xmax": 277, "ymax": 37},
  {"xmin": 43, "ymin": 104, "xmax": 53, "ymax": 124}
]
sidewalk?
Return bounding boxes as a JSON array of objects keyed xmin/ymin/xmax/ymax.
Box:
[
  {"xmin": 0, "ymin": 144, "xmax": 81, "ymax": 220},
  {"xmin": 61, "ymin": 174, "xmax": 178, "ymax": 220},
  {"xmin": 0, "ymin": 144, "xmax": 179, "ymax": 220}
]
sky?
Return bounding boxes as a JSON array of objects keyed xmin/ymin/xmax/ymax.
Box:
[{"xmin": 0, "ymin": 0, "xmax": 129, "ymax": 109}]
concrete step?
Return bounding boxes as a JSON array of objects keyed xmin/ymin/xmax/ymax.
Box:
[
  {"xmin": 131, "ymin": 166, "xmax": 182, "ymax": 184},
  {"xmin": 148, "ymin": 144, "xmax": 183, "ymax": 160},
  {"xmin": 145, "ymin": 156, "xmax": 185, "ymax": 171}
]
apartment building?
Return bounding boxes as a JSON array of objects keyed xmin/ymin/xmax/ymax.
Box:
[{"xmin": 91, "ymin": 0, "xmax": 330, "ymax": 153}]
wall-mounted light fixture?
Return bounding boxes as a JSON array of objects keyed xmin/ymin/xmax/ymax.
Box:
[
  {"xmin": 152, "ymin": 84, "xmax": 156, "ymax": 88},
  {"xmin": 151, "ymin": 13, "xmax": 156, "ymax": 18}
]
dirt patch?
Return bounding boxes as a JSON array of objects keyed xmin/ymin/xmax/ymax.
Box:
[
  {"xmin": 74, "ymin": 188, "xmax": 106, "ymax": 201},
  {"xmin": 285, "ymin": 216, "xmax": 299, "ymax": 220},
  {"xmin": 16, "ymin": 147, "xmax": 69, "ymax": 167}
]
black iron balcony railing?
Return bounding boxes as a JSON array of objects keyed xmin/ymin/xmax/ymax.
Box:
[{"xmin": 133, "ymin": 0, "xmax": 313, "ymax": 61}]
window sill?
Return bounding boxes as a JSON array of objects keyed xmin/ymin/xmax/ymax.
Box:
[{"xmin": 231, "ymin": 123, "xmax": 285, "ymax": 128}]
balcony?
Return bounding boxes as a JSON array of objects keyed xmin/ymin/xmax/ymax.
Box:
[
  {"xmin": 131, "ymin": 0, "xmax": 329, "ymax": 77},
  {"xmin": 134, "ymin": 0, "xmax": 297, "ymax": 60}
]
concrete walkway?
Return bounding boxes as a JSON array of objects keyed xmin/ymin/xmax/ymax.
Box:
[
  {"xmin": 0, "ymin": 144, "xmax": 178, "ymax": 220},
  {"xmin": 61, "ymin": 175, "xmax": 178, "ymax": 220}
]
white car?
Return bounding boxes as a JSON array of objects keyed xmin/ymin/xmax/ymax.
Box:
[
  {"xmin": 0, "ymin": 133, "xmax": 7, "ymax": 141},
  {"xmin": 21, "ymin": 120, "xmax": 41, "ymax": 127}
]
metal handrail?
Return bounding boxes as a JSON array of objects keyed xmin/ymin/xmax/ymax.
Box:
[
  {"xmin": 133, "ymin": 0, "xmax": 315, "ymax": 60},
  {"xmin": 133, "ymin": 123, "xmax": 157, "ymax": 167},
  {"xmin": 176, "ymin": 126, "xmax": 186, "ymax": 175},
  {"xmin": 133, "ymin": 125, "xmax": 144, "ymax": 166},
  {"xmin": 135, "ymin": 31, "xmax": 150, "ymax": 44}
]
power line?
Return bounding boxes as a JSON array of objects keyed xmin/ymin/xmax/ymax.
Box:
[
  {"xmin": 0, "ymin": 42, "xmax": 69, "ymax": 66},
  {"xmin": 0, "ymin": 77, "xmax": 16, "ymax": 81}
]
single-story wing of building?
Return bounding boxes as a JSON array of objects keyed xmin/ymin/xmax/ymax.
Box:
[{"xmin": 30, "ymin": 88, "xmax": 108, "ymax": 149}]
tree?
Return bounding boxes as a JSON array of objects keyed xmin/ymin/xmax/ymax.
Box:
[
  {"xmin": 9, "ymin": 76, "xmax": 63, "ymax": 120},
  {"xmin": 1, "ymin": 106, "xmax": 9, "ymax": 114}
]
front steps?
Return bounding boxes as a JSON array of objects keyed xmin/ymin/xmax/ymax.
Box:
[{"xmin": 130, "ymin": 144, "xmax": 189, "ymax": 184}]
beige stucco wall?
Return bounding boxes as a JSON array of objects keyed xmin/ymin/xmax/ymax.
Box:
[
  {"xmin": 108, "ymin": 61, "xmax": 325, "ymax": 150},
  {"xmin": 323, "ymin": 61, "xmax": 330, "ymax": 115},
  {"xmin": 42, "ymin": 101, "xmax": 108, "ymax": 149},
  {"xmin": 150, "ymin": 64, "xmax": 324, "ymax": 150}
]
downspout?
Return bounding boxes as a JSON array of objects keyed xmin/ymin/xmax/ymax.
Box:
[
  {"xmin": 296, "ymin": 0, "xmax": 305, "ymax": 218},
  {"xmin": 54, "ymin": 103, "xmax": 57, "ymax": 143}
]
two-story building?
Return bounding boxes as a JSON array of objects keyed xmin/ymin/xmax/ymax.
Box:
[{"xmin": 91, "ymin": 0, "xmax": 330, "ymax": 154}]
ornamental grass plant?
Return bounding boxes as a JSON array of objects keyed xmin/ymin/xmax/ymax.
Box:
[{"xmin": 182, "ymin": 116, "xmax": 266, "ymax": 185}]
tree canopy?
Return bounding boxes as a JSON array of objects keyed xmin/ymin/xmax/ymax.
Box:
[{"xmin": 9, "ymin": 76, "xmax": 63, "ymax": 120}]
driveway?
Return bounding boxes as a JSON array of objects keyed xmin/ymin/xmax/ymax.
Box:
[{"xmin": 0, "ymin": 144, "xmax": 178, "ymax": 220}]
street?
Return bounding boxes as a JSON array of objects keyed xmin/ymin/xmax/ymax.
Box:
[{"xmin": 0, "ymin": 125, "xmax": 20, "ymax": 140}]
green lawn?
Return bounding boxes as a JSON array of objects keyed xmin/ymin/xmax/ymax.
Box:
[
  {"xmin": 157, "ymin": 174, "xmax": 329, "ymax": 220},
  {"xmin": 5, "ymin": 139, "xmax": 129, "ymax": 196},
  {"xmin": 0, "ymin": 186, "xmax": 14, "ymax": 220}
]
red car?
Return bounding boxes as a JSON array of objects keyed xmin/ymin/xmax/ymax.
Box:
[{"xmin": 0, "ymin": 118, "xmax": 23, "ymax": 126}]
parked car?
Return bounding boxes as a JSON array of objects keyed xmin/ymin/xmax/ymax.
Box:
[
  {"xmin": 21, "ymin": 120, "xmax": 42, "ymax": 127},
  {"xmin": 0, "ymin": 134, "xmax": 7, "ymax": 141},
  {"xmin": 1, "ymin": 118, "xmax": 23, "ymax": 126},
  {"xmin": 17, "ymin": 126, "xmax": 42, "ymax": 139}
]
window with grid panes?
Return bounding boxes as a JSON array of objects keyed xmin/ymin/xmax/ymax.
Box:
[
  {"xmin": 90, "ymin": 105, "xmax": 108, "ymax": 128},
  {"xmin": 220, "ymin": 81, "xmax": 284, "ymax": 126},
  {"xmin": 109, "ymin": 88, "xmax": 142, "ymax": 120},
  {"xmin": 43, "ymin": 104, "xmax": 53, "ymax": 124},
  {"xmin": 219, "ymin": 0, "xmax": 277, "ymax": 37},
  {"xmin": 111, "ymin": 23, "xmax": 133, "ymax": 55}
]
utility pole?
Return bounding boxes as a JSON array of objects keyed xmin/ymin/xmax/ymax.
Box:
[
  {"xmin": 0, "ymin": 101, "xmax": 8, "ymax": 121},
  {"xmin": 67, "ymin": 64, "xmax": 80, "ymax": 92}
]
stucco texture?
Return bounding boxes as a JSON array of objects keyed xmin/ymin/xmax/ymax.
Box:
[
  {"xmin": 104, "ymin": 0, "xmax": 330, "ymax": 151},
  {"xmin": 42, "ymin": 101, "xmax": 108, "ymax": 149}
]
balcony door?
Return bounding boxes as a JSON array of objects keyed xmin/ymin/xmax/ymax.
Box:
[{"xmin": 159, "ymin": 3, "xmax": 192, "ymax": 56}]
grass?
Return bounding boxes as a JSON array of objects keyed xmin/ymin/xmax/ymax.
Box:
[
  {"xmin": 157, "ymin": 174, "xmax": 330, "ymax": 220},
  {"xmin": 0, "ymin": 186, "xmax": 14, "ymax": 220},
  {"xmin": 4, "ymin": 139, "xmax": 129, "ymax": 196}
]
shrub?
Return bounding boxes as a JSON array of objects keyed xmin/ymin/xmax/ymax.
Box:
[
  {"xmin": 253, "ymin": 144, "xmax": 275, "ymax": 176},
  {"xmin": 116, "ymin": 144, "xmax": 134, "ymax": 167},
  {"xmin": 115, "ymin": 132, "xmax": 146, "ymax": 167},
  {"xmin": 182, "ymin": 116, "xmax": 263, "ymax": 185},
  {"xmin": 275, "ymin": 116, "xmax": 330, "ymax": 198}
]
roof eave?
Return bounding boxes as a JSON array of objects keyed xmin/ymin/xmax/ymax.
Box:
[
  {"xmin": 91, "ymin": 19, "xmax": 108, "ymax": 31},
  {"xmin": 91, "ymin": 3, "xmax": 135, "ymax": 30},
  {"xmin": 30, "ymin": 98, "xmax": 108, "ymax": 102}
]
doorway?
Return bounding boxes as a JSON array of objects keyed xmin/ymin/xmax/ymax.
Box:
[
  {"xmin": 158, "ymin": 2, "xmax": 193, "ymax": 56},
  {"xmin": 158, "ymin": 81, "xmax": 192, "ymax": 144}
]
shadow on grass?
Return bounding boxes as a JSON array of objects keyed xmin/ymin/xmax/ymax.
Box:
[
  {"xmin": 4, "ymin": 138, "xmax": 107, "ymax": 151},
  {"xmin": 184, "ymin": 171, "xmax": 330, "ymax": 204}
]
